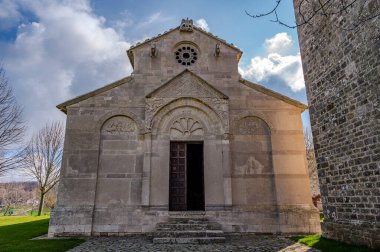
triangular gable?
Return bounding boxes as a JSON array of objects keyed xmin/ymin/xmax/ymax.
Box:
[
  {"xmin": 128, "ymin": 26, "xmax": 242, "ymax": 53},
  {"xmin": 146, "ymin": 69, "xmax": 228, "ymax": 99},
  {"xmin": 57, "ymin": 76, "xmax": 133, "ymax": 114},
  {"xmin": 127, "ymin": 26, "xmax": 243, "ymax": 68}
]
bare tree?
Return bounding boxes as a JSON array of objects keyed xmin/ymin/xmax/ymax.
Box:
[
  {"xmin": 0, "ymin": 66, "xmax": 25, "ymax": 176},
  {"xmin": 0, "ymin": 182, "xmax": 38, "ymax": 215},
  {"xmin": 246, "ymin": 0, "xmax": 380, "ymax": 39},
  {"xmin": 43, "ymin": 184, "xmax": 58, "ymax": 210},
  {"xmin": 304, "ymin": 127, "xmax": 317, "ymax": 177},
  {"xmin": 304, "ymin": 127, "xmax": 321, "ymax": 208},
  {"xmin": 22, "ymin": 121, "xmax": 64, "ymax": 216},
  {"xmin": 0, "ymin": 183, "xmax": 18, "ymax": 215}
]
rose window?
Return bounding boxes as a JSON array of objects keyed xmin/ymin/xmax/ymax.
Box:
[{"xmin": 174, "ymin": 45, "xmax": 198, "ymax": 66}]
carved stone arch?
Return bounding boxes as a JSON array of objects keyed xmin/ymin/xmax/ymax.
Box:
[
  {"xmin": 234, "ymin": 116, "xmax": 272, "ymax": 136},
  {"xmin": 173, "ymin": 41, "xmax": 201, "ymax": 53},
  {"xmin": 150, "ymin": 97, "xmax": 225, "ymax": 135},
  {"xmin": 97, "ymin": 109, "xmax": 146, "ymax": 135},
  {"xmin": 101, "ymin": 116, "xmax": 137, "ymax": 137},
  {"xmin": 158, "ymin": 107, "xmax": 211, "ymax": 132},
  {"xmin": 154, "ymin": 106, "xmax": 220, "ymax": 137},
  {"xmin": 148, "ymin": 97, "xmax": 232, "ymax": 210},
  {"xmin": 232, "ymin": 111, "xmax": 274, "ymax": 134},
  {"xmin": 232, "ymin": 115, "xmax": 274, "ymax": 176}
]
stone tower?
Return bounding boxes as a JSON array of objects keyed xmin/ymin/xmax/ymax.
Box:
[{"xmin": 294, "ymin": 0, "xmax": 380, "ymax": 248}]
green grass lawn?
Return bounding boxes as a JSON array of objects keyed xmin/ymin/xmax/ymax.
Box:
[
  {"xmin": 0, "ymin": 216, "xmax": 84, "ymax": 252},
  {"xmin": 292, "ymin": 235, "xmax": 377, "ymax": 252},
  {"xmin": 1, "ymin": 207, "xmax": 52, "ymax": 216}
]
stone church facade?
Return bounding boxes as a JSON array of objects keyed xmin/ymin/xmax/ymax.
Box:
[{"xmin": 49, "ymin": 19, "xmax": 320, "ymax": 236}]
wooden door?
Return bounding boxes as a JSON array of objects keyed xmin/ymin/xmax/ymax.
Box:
[{"xmin": 169, "ymin": 142, "xmax": 187, "ymax": 211}]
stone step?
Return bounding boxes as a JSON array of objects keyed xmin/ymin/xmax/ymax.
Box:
[
  {"xmin": 166, "ymin": 217, "xmax": 210, "ymax": 223},
  {"xmin": 153, "ymin": 212, "xmax": 225, "ymax": 244},
  {"xmin": 168, "ymin": 212, "xmax": 208, "ymax": 221},
  {"xmin": 168, "ymin": 211, "xmax": 206, "ymax": 217},
  {"xmin": 153, "ymin": 237, "xmax": 226, "ymax": 244},
  {"xmin": 157, "ymin": 222, "xmax": 221, "ymax": 230},
  {"xmin": 154, "ymin": 230, "xmax": 224, "ymax": 238}
]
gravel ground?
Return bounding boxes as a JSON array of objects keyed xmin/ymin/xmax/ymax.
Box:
[{"xmin": 68, "ymin": 235, "xmax": 320, "ymax": 252}]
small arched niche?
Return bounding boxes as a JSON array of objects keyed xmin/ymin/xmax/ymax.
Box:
[
  {"xmin": 233, "ymin": 116, "xmax": 273, "ymax": 175},
  {"xmin": 96, "ymin": 116, "xmax": 140, "ymax": 207},
  {"xmin": 231, "ymin": 116, "xmax": 275, "ymax": 206}
]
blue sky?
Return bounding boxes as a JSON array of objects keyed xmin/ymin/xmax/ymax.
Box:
[{"xmin": 0, "ymin": 0, "xmax": 310, "ymax": 149}]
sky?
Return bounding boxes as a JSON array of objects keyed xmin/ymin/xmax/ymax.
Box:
[{"xmin": 0, "ymin": 0, "xmax": 311, "ymax": 181}]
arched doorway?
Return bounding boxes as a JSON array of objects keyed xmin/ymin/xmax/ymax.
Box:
[
  {"xmin": 169, "ymin": 141, "xmax": 204, "ymax": 211},
  {"xmin": 148, "ymin": 98, "xmax": 229, "ymax": 211}
]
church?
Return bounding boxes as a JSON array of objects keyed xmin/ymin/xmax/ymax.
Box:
[{"xmin": 49, "ymin": 18, "xmax": 320, "ymax": 237}]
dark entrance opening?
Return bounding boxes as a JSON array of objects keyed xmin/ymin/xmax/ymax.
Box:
[
  {"xmin": 186, "ymin": 143, "xmax": 204, "ymax": 210},
  {"xmin": 169, "ymin": 142, "xmax": 204, "ymax": 211}
]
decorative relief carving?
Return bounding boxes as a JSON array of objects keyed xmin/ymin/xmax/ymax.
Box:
[
  {"xmin": 234, "ymin": 156, "xmax": 264, "ymax": 175},
  {"xmin": 179, "ymin": 18, "xmax": 193, "ymax": 32},
  {"xmin": 170, "ymin": 117, "xmax": 203, "ymax": 137},
  {"xmin": 102, "ymin": 116, "xmax": 136, "ymax": 135},
  {"xmin": 232, "ymin": 116, "xmax": 273, "ymax": 176},
  {"xmin": 203, "ymin": 98, "xmax": 228, "ymax": 110},
  {"xmin": 145, "ymin": 73, "xmax": 229, "ymax": 132},
  {"xmin": 146, "ymin": 97, "xmax": 229, "ymax": 133},
  {"xmin": 145, "ymin": 98, "xmax": 167, "ymax": 125},
  {"xmin": 236, "ymin": 117, "xmax": 270, "ymax": 135},
  {"xmin": 150, "ymin": 43, "xmax": 157, "ymax": 57},
  {"xmin": 156, "ymin": 75, "xmax": 217, "ymax": 98},
  {"xmin": 214, "ymin": 43, "xmax": 221, "ymax": 57},
  {"xmin": 202, "ymin": 97, "xmax": 229, "ymax": 131}
]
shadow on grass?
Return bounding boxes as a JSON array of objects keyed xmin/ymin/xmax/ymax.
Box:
[
  {"xmin": 0, "ymin": 218, "xmax": 83, "ymax": 252},
  {"xmin": 291, "ymin": 235, "xmax": 377, "ymax": 252}
]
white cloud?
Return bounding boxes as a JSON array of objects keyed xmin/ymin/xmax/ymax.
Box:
[
  {"xmin": 137, "ymin": 12, "xmax": 172, "ymax": 29},
  {"xmin": 240, "ymin": 32, "xmax": 304, "ymax": 92},
  {"xmin": 112, "ymin": 10, "xmax": 134, "ymax": 37},
  {"xmin": 264, "ymin": 32, "xmax": 293, "ymax": 54},
  {"xmin": 0, "ymin": 0, "xmax": 22, "ymax": 29},
  {"xmin": 1, "ymin": 0, "xmax": 132, "ymax": 137},
  {"xmin": 138, "ymin": 12, "xmax": 162, "ymax": 27},
  {"xmin": 0, "ymin": 0, "xmax": 19, "ymax": 19},
  {"xmin": 195, "ymin": 18, "xmax": 209, "ymax": 32}
]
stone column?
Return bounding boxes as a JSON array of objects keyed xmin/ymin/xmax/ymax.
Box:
[
  {"xmin": 222, "ymin": 133, "xmax": 232, "ymax": 208},
  {"xmin": 141, "ymin": 132, "xmax": 152, "ymax": 206}
]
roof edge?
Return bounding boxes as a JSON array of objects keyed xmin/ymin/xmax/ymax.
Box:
[
  {"xmin": 193, "ymin": 26, "xmax": 242, "ymax": 53},
  {"xmin": 239, "ymin": 78, "xmax": 308, "ymax": 111},
  {"xmin": 128, "ymin": 26, "xmax": 242, "ymax": 53},
  {"xmin": 126, "ymin": 26, "xmax": 243, "ymax": 67},
  {"xmin": 57, "ymin": 76, "xmax": 133, "ymax": 114}
]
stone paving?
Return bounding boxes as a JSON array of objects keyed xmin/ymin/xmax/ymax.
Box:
[{"xmin": 68, "ymin": 235, "xmax": 320, "ymax": 252}]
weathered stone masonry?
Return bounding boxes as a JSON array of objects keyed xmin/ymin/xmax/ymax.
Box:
[
  {"xmin": 49, "ymin": 19, "xmax": 320, "ymax": 237},
  {"xmin": 294, "ymin": 0, "xmax": 380, "ymax": 248}
]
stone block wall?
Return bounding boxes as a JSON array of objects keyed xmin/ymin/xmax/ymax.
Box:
[
  {"xmin": 50, "ymin": 25, "xmax": 321, "ymax": 237},
  {"xmin": 294, "ymin": 0, "xmax": 380, "ymax": 248}
]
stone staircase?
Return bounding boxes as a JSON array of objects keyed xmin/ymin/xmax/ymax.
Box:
[{"xmin": 152, "ymin": 211, "xmax": 225, "ymax": 244}]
